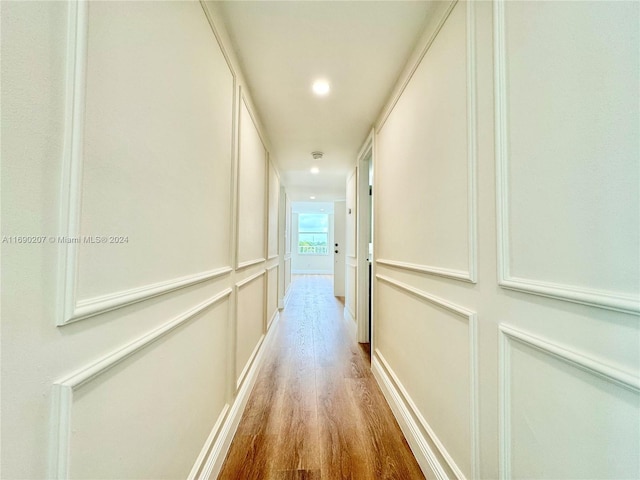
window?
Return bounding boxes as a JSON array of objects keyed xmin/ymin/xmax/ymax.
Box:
[{"xmin": 298, "ymin": 213, "xmax": 329, "ymax": 255}]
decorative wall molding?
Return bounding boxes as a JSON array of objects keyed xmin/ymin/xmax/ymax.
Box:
[
  {"xmin": 187, "ymin": 404, "xmax": 229, "ymax": 480},
  {"xmin": 376, "ymin": 259, "xmax": 473, "ymax": 284},
  {"xmin": 375, "ymin": 274, "xmax": 479, "ymax": 479},
  {"xmin": 234, "ymin": 269, "xmax": 266, "ymax": 390},
  {"xmin": 375, "ymin": 0, "xmax": 477, "ymax": 284},
  {"xmin": 376, "ymin": 0, "xmax": 457, "ymax": 133},
  {"xmin": 234, "ymin": 90, "xmax": 268, "ymax": 270},
  {"xmin": 266, "ymin": 264, "xmax": 278, "ymax": 272},
  {"xmin": 58, "ymin": 1, "xmax": 236, "ymax": 326},
  {"xmin": 237, "ymin": 258, "xmax": 265, "ymax": 271},
  {"xmin": 193, "ymin": 306, "xmax": 282, "ymax": 480},
  {"xmin": 493, "ymin": 0, "xmax": 639, "ymax": 315},
  {"xmin": 373, "ymin": 354, "xmax": 449, "ymax": 480},
  {"xmin": 49, "ymin": 289, "xmax": 232, "ymax": 479},
  {"xmin": 498, "ymin": 324, "xmax": 640, "ymax": 479}
]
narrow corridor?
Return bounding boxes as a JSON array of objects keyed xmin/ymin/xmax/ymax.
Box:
[{"xmin": 218, "ymin": 275, "xmax": 425, "ymax": 479}]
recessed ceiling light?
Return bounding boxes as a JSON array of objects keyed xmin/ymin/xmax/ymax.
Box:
[
  {"xmin": 310, "ymin": 167, "xmax": 320, "ymax": 174},
  {"xmin": 312, "ymin": 80, "xmax": 330, "ymax": 96},
  {"xmin": 320, "ymin": 208, "xmax": 325, "ymax": 212},
  {"xmin": 310, "ymin": 196, "xmax": 316, "ymax": 200}
]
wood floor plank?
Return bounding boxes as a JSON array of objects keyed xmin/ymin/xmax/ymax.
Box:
[{"xmin": 217, "ymin": 275, "xmax": 425, "ymax": 480}]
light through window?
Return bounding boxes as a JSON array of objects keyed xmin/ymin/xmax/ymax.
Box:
[{"xmin": 298, "ymin": 213, "xmax": 328, "ymax": 255}]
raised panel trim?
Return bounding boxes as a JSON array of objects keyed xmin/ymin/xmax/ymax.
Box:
[
  {"xmin": 193, "ymin": 307, "xmax": 281, "ymax": 479},
  {"xmin": 237, "ymin": 258, "xmax": 265, "ymax": 271},
  {"xmin": 234, "ymin": 269, "xmax": 266, "ymax": 390},
  {"xmin": 498, "ymin": 324, "xmax": 640, "ymax": 479},
  {"xmin": 235, "ymin": 91, "xmax": 268, "ymax": 270},
  {"xmin": 376, "ymin": 274, "xmax": 479, "ymax": 479},
  {"xmin": 376, "ymin": 259, "xmax": 473, "ymax": 283},
  {"xmin": 187, "ymin": 404, "xmax": 230, "ymax": 480},
  {"xmin": 375, "ymin": 0, "xmax": 477, "ymax": 284},
  {"xmin": 58, "ymin": 1, "xmax": 236, "ymax": 326},
  {"xmin": 493, "ymin": 0, "xmax": 640, "ymax": 315},
  {"xmin": 49, "ymin": 288, "xmax": 233, "ymax": 479}
]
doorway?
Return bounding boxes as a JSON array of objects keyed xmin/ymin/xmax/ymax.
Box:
[{"xmin": 356, "ymin": 135, "xmax": 374, "ymax": 345}]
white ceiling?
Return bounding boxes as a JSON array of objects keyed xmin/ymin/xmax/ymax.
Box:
[{"xmin": 213, "ymin": 1, "xmax": 436, "ymax": 201}]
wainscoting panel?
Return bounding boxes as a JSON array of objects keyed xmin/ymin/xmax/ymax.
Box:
[
  {"xmin": 52, "ymin": 291, "xmax": 231, "ymax": 479},
  {"xmin": 375, "ymin": 276, "xmax": 478, "ymax": 479},
  {"xmin": 60, "ymin": 1, "xmax": 235, "ymax": 325},
  {"xmin": 267, "ymin": 163, "xmax": 280, "ymax": 260},
  {"xmin": 494, "ymin": 0, "xmax": 640, "ymax": 313},
  {"xmin": 266, "ymin": 264, "xmax": 279, "ymax": 329},
  {"xmin": 499, "ymin": 325, "xmax": 640, "ymax": 479},
  {"xmin": 376, "ymin": 0, "xmax": 477, "ymax": 283},
  {"xmin": 236, "ymin": 95, "xmax": 267, "ymax": 269},
  {"xmin": 235, "ymin": 270, "xmax": 266, "ymax": 389}
]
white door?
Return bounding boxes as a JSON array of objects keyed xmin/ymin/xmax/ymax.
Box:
[{"xmin": 333, "ymin": 200, "xmax": 346, "ymax": 297}]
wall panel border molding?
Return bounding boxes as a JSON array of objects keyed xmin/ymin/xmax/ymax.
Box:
[
  {"xmin": 375, "ymin": 0, "xmax": 477, "ymax": 284},
  {"xmin": 234, "ymin": 269, "xmax": 266, "ymax": 391},
  {"xmin": 192, "ymin": 303, "xmax": 281, "ymax": 480},
  {"xmin": 57, "ymin": 1, "xmax": 236, "ymax": 326},
  {"xmin": 498, "ymin": 324, "xmax": 640, "ymax": 479},
  {"xmin": 49, "ymin": 288, "xmax": 233, "ymax": 479},
  {"xmin": 375, "ymin": 274, "xmax": 479, "ymax": 479},
  {"xmin": 493, "ymin": 0, "xmax": 639, "ymax": 315},
  {"xmin": 234, "ymin": 89, "xmax": 268, "ymax": 270}
]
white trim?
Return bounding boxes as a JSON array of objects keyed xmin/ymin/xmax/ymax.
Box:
[
  {"xmin": 376, "ymin": 259, "xmax": 473, "ymax": 283},
  {"xmin": 234, "ymin": 269, "xmax": 266, "ymax": 290},
  {"xmin": 376, "ymin": 274, "xmax": 479, "ymax": 479},
  {"xmin": 498, "ymin": 324, "xmax": 640, "ymax": 479},
  {"xmin": 235, "ymin": 92, "xmax": 269, "ymax": 270},
  {"xmin": 194, "ymin": 309, "xmax": 281, "ymax": 480},
  {"xmin": 373, "ymin": 354, "xmax": 449, "ymax": 480},
  {"xmin": 234, "ymin": 269, "xmax": 267, "ymax": 390},
  {"xmin": 266, "ymin": 263, "xmax": 278, "ymax": 272},
  {"xmin": 236, "ymin": 258, "xmax": 265, "ymax": 271},
  {"xmin": 375, "ymin": 0, "xmax": 477, "ymax": 285},
  {"xmin": 376, "ymin": 0, "xmax": 458, "ymax": 133},
  {"xmin": 267, "ymin": 309, "xmax": 279, "ymax": 331},
  {"xmin": 493, "ymin": 0, "xmax": 639, "ymax": 315},
  {"xmin": 267, "ymin": 254, "xmax": 279, "ymax": 261},
  {"xmin": 70, "ymin": 267, "xmax": 232, "ymax": 325},
  {"xmin": 49, "ymin": 289, "xmax": 232, "ymax": 479},
  {"xmin": 187, "ymin": 404, "xmax": 229, "ymax": 480},
  {"xmin": 235, "ymin": 334, "xmax": 264, "ymax": 391},
  {"xmin": 356, "ymin": 132, "xmax": 374, "ymax": 343},
  {"xmin": 58, "ymin": 1, "xmax": 236, "ymax": 326},
  {"xmin": 343, "ymin": 306, "xmax": 356, "ymax": 324}
]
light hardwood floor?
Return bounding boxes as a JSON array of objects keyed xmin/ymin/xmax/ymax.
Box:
[{"xmin": 218, "ymin": 275, "xmax": 425, "ymax": 480}]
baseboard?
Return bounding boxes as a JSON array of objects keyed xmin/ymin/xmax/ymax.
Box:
[
  {"xmin": 267, "ymin": 309, "xmax": 279, "ymax": 330},
  {"xmin": 278, "ymin": 285, "xmax": 292, "ymax": 310},
  {"xmin": 291, "ymin": 269, "xmax": 333, "ymax": 275},
  {"xmin": 343, "ymin": 306, "xmax": 355, "ymax": 324},
  {"xmin": 342, "ymin": 307, "xmax": 357, "ymax": 338},
  {"xmin": 371, "ymin": 354, "xmax": 449, "ymax": 480},
  {"xmin": 190, "ymin": 311, "xmax": 281, "ymax": 479}
]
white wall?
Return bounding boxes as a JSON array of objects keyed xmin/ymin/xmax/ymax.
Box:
[
  {"xmin": 372, "ymin": 1, "xmax": 639, "ymax": 479},
  {"xmin": 1, "ymin": 2, "xmax": 284, "ymax": 478}
]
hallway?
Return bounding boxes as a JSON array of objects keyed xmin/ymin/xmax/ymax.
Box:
[{"xmin": 218, "ymin": 276, "xmax": 424, "ymax": 479}]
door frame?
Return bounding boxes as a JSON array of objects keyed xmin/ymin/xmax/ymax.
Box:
[{"xmin": 356, "ymin": 130, "xmax": 374, "ymax": 344}]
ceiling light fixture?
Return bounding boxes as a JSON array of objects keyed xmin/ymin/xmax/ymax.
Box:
[
  {"xmin": 312, "ymin": 80, "xmax": 330, "ymax": 96},
  {"xmin": 310, "ymin": 196, "xmax": 316, "ymax": 200},
  {"xmin": 311, "ymin": 151, "xmax": 324, "ymax": 160},
  {"xmin": 310, "ymin": 167, "xmax": 319, "ymax": 174}
]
